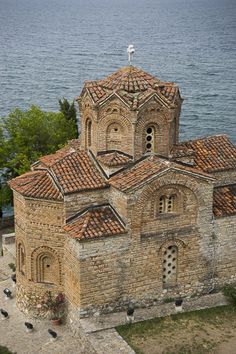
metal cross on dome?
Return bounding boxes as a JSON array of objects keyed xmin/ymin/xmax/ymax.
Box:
[{"xmin": 127, "ymin": 44, "xmax": 135, "ymax": 65}]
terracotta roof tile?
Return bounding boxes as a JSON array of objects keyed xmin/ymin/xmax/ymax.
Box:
[
  {"xmin": 80, "ymin": 66, "xmax": 180, "ymax": 110},
  {"xmin": 109, "ymin": 155, "xmax": 212, "ymax": 192},
  {"xmin": 213, "ymin": 184, "xmax": 236, "ymax": 218},
  {"xmin": 8, "ymin": 170, "xmax": 62, "ymax": 201},
  {"xmin": 64, "ymin": 205, "xmax": 126, "ymax": 240},
  {"xmin": 178, "ymin": 135, "xmax": 236, "ymax": 173},
  {"xmin": 97, "ymin": 151, "xmax": 133, "ymax": 167},
  {"xmin": 50, "ymin": 150, "xmax": 108, "ymax": 194},
  {"xmin": 9, "ymin": 143, "xmax": 108, "ymax": 199}
]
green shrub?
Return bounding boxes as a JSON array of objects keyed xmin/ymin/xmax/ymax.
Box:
[
  {"xmin": 0, "ymin": 346, "xmax": 14, "ymax": 354},
  {"xmin": 223, "ymin": 285, "xmax": 236, "ymax": 305}
]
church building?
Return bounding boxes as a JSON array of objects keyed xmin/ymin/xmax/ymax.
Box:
[{"xmin": 9, "ymin": 65, "xmax": 236, "ymax": 320}]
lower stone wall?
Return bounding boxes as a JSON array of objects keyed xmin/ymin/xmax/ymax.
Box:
[
  {"xmin": 214, "ymin": 215, "xmax": 236, "ymax": 287},
  {"xmin": 16, "ymin": 276, "xmax": 64, "ymax": 318},
  {"xmin": 68, "ymin": 303, "xmax": 97, "ymax": 354}
]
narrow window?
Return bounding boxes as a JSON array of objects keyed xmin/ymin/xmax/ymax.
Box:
[
  {"xmin": 86, "ymin": 120, "xmax": 92, "ymax": 148},
  {"xmin": 159, "ymin": 196, "xmax": 165, "ymax": 214},
  {"xmin": 145, "ymin": 126, "xmax": 155, "ymax": 153},
  {"xmin": 18, "ymin": 243, "xmax": 26, "ymax": 275},
  {"xmin": 162, "ymin": 245, "xmax": 178, "ymax": 287},
  {"xmin": 167, "ymin": 195, "xmax": 174, "ymax": 212},
  {"xmin": 157, "ymin": 195, "xmax": 175, "ymax": 214}
]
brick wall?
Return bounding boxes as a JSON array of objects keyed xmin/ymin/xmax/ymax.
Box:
[
  {"xmin": 215, "ymin": 215, "xmax": 236, "ymax": 285},
  {"xmin": 14, "ymin": 192, "xmax": 65, "ymax": 315}
]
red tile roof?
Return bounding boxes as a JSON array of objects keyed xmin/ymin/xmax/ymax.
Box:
[
  {"xmin": 79, "ymin": 66, "xmax": 180, "ymax": 110},
  {"xmin": 9, "ymin": 146, "xmax": 108, "ymax": 200},
  {"xmin": 8, "ymin": 170, "xmax": 63, "ymax": 201},
  {"xmin": 213, "ymin": 184, "xmax": 236, "ymax": 218},
  {"xmin": 64, "ymin": 205, "xmax": 126, "ymax": 240},
  {"xmin": 48, "ymin": 150, "xmax": 108, "ymax": 194},
  {"xmin": 97, "ymin": 151, "xmax": 133, "ymax": 167},
  {"xmin": 109, "ymin": 155, "xmax": 212, "ymax": 192},
  {"xmin": 177, "ymin": 135, "xmax": 236, "ymax": 173}
]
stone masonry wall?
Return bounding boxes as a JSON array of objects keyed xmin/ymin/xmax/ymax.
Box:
[
  {"xmin": 78, "ymin": 234, "xmax": 130, "ymax": 316},
  {"xmin": 69, "ymin": 171, "xmax": 217, "ymax": 317},
  {"xmin": 212, "ymin": 170, "xmax": 236, "ymax": 186},
  {"xmin": 214, "ymin": 215, "xmax": 236, "ymax": 286},
  {"xmin": 14, "ymin": 192, "xmax": 65, "ymax": 316},
  {"xmin": 64, "ymin": 188, "xmax": 110, "ymax": 218}
]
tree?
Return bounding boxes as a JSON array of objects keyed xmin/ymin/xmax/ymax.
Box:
[
  {"xmin": 59, "ymin": 98, "xmax": 78, "ymax": 136},
  {"xmin": 0, "ymin": 105, "xmax": 78, "ymax": 217}
]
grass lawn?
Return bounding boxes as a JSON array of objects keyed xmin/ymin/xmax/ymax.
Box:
[
  {"xmin": 0, "ymin": 346, "xmax": 14, "ymax": 354},
  {"xmin": 116, "ymin": 305, "xmax": 236, "ymax": 354}
]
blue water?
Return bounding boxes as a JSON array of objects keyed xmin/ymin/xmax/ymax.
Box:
[{"xmin": 0, "ymin": 0, "xmax": 235, "ymax": 143}]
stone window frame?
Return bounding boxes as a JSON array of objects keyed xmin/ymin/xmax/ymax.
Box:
[
  {"xmin": 17, "ymin": 240, "xmax": 26, "ymax": 276},
  {"xmin": 31, "ymin": 246, "xmax": 61, "ymax": 286},
  {"xmin": 143, "ymin": 124, "xmax": 158, "ymax": 154},
  {"xmin": 158, "ymin": 195, "xmax": 176, "ymax": 214},
  {"xmin": 158, "ymin": 238, "xmax": 186, "ymax": 290},
  {"xmin": 162, "ymin": 245, "xmax": 178, "ymax": 288},
  {"xmin": 155, "ymin": 187, "xmax": 184, "ymax": 218}
]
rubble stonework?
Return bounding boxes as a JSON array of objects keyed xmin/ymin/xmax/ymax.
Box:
[{"xmin": 8, "ymin": 66, "xmax": 236, "ymax": 321}]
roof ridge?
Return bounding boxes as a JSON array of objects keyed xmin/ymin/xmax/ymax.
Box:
[{"xmin": 179, "ymin": 134, "xmax": 229, "ymax": 145}]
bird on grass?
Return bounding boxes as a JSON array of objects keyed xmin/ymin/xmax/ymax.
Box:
[{"xmin": 48, "ymin": 329, "xmax": 57, "ymax": 342}]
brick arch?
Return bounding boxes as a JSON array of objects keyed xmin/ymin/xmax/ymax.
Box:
[
  {"xmin": 158, "ymin": 238, "xmax": 187, "ymax": 255},
  {"xmin": 135, "ymin": 113, "xmax": 169, "ymax": 157},
  {"xmin": 31, "ymin": 246, "xmax": 61, "ymax": 285},
  {"xmin": 97, "ymin": 114, "xmax": 133, "ymax": 155},
  {"xmin": 80, "ymin": 106, "xmax": 97, "ymax": 149},
  {"xmin": 132, "ymin": 176, "xmax": 204, "ymax": 230}
]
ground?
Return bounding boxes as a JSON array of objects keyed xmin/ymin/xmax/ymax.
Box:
[{"xmin": 117, "ymin": 306, "xmax": 236, "ymax": 354}]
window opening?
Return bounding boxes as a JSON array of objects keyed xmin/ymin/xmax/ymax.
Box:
[
  {"xmin": 158, "ymin": 195, "xmax": 175, "ymax": 214},
  {"xmin": 87, "ymin": 120, "xmax": 92, "ymax": 147},
  {"xmin": 162, "ymin": 245, "xmax": 178, "ymax": 286},
  {"xmin": 145, "ymin": 126, "xmax": 155, "ymax": 153}
]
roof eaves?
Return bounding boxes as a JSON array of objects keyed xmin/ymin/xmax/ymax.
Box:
[
  {"xmin": 98, "ymin": 92, "xmax": 131, "ymax": 109},
  {"xmin": 138, "ymin": 92, "xmax": 170, "ymax": 110}
]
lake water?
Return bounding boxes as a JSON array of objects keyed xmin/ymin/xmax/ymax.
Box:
[{"xmin": 0, "ymin": 0, "xmax": 235, "ymax": 143}]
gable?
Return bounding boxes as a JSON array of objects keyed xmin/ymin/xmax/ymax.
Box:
[{"xmin": 109, "ymin": 155, "xmax": 213, "ymax": 193}]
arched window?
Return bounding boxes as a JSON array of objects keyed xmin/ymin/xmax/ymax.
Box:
[
  {"xmin": 158, "ymin": 195, "xmax": 175, "ymax": 214},
  {"xmin": 162, "ymin": 245, "xmax": 178, "ymax": 287},
  {"xmin": 106, "ymin": 122, "xmax": 123, "ymax": 150},
  {"xmin": 17, "ymin": 242, "xmax": 26, "ymax": 275},
  {"xmin": 37, "ymin": 253, "xmax": 59, "ymax": 284},
  {"xmin": 31, "ymin": 248, "xmax": 60, "ymax": 285},
  {"xmin": 86, "ymin": 119, "xmax": 92, "ymax": 148}
]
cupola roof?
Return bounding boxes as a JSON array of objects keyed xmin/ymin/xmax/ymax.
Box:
[{"xmin": 79, "ymin": 66, "xmax": 181, "ymax": 110}]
